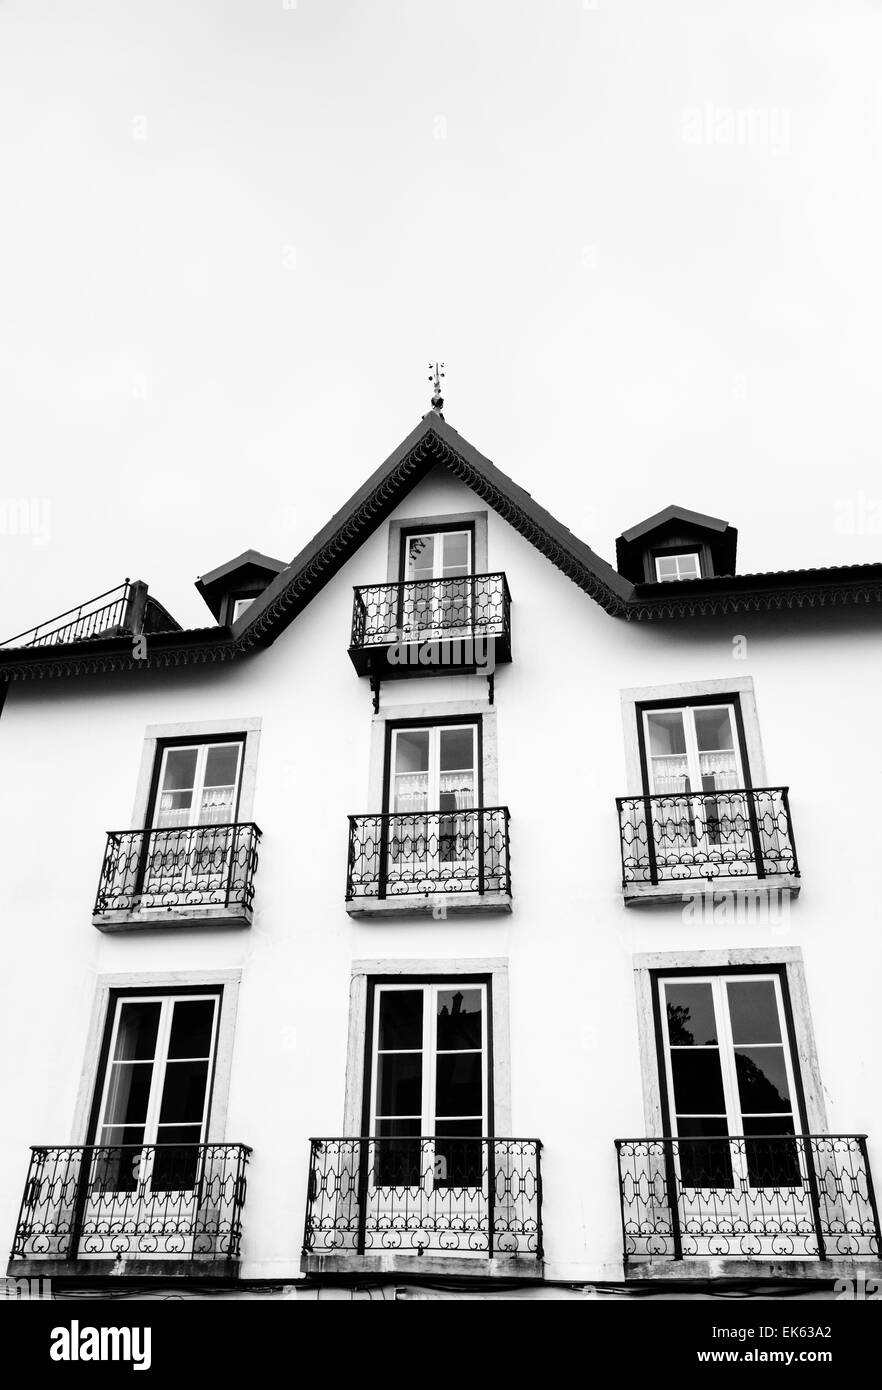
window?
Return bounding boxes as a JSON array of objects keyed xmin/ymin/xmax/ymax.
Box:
[
  {"xmin": 656, "ymin": 972, "xmax": 802, "ymax": 1189},
  {"xmin": 399, "ymin": 525, "xmax": 474, "ymax": 638},
  {"xmin": 366, "ymin": 981, "xmax": 489, "ymax": 1187},
  {"xmin": 231, "ymin": 597, "xmax": 254, "ymax": 622},
  {"xmin": 386, "ymin": 721, "xmax": 480, "ymax": 883},
  {"xmin": 401, "ymin": 527, "xmax": 473, "ymax": 583},
  {"xmin": 90, "ymin": 992, "xmax": 220, "ymax": 1193},
  {"xmin": 151, "ymin": 740, "xmax": 243, "ymax": 829},
  {"xmin": 143, "ymin": 740, "xmax": 244, "ymax": 900},
  {"xmin": 654, "ymin": 551, "xmax": 701, "ymax": 582},
  {"xmin": 642, "ymin": 703, "xmax": 745, "ymax": 795}
]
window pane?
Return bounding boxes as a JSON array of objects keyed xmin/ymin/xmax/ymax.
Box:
[
  {"xmin": 665, "ymin": 983, "xmax": 717, "ymax": 1046},
  {"xmin": 376, "ymin": 1053, "xmax": 422, "ymax": 1116},
  {"xmin": 103, "ymin": 1063, "xmax": 153, "ymax": 1126},
  {"xmin": 656, "ymin": 556, "xmax": 679, "ymax": 580},
  {"xmin": 726, "ymin": 980, "xmax": 782, "ymax": 1046},
  {"xmin": 167, "ymin": 1000, "xmax": 216, "ymax": 1059},
  {"xmin": 93, "ymin": 1135, "xmax": 144, "ymax": 1192},
  {"xmin": 694, "ymin": 707, "xmax": 735, "ymax": 753},
  {"xmin": 437, "ymin": 989, "xmax": 482, "ymax": 1050},
  {"xmin": 113, "ymin": 1002, "xmax": 161, "ymax": 1061},
  {"xmin": 734, "ymin": 1047, "xmax": 792, "ymax": 1113},
  {"xmin": 374, "ymin": 1121, "xmax": 422, "ymax": 1186},
  {"xmin": 203, "ymin": 744, "xmax": 240, "ymax": 788},
  {"xmin": 670, "ymin": 1049, "xmax": 726, "ymax": 1114},
  {"xmin": 742, "ymin": 1118, "xmax": 801, "ymax": 1188},
  {"xmin": 676, "ymin": 1120, "xmax": 734, "ymax": 1188},
  {"xmin": 646, "ymin": 712, "xmax": 687, "ymax": 758},
  {"xmin": 434, "ymin": 1121, "xmax": 483, "ymax": 1187},
  {"xmin": 439, "ymin": 727, "xmax": 475, "ymax": 772},
  {"xmin": 441, "ymin": 531, "xmax": 469, "ymax": 574},
  {"xmin": 393, "ymin": 730, "xmax": 430, "ymax": 775},
  {"xmin": 158, "ymin": 1060, "xmax": 209, "ymax": 1124},
  {"xmin": 406, "ymin": 535, "xmax": 434, "ymax": 578},
  {"xmin": 152, "ymin": 1129, "xmax": 202, "ymax": 1191},
  {"xmin": 378, "ymin": 990, "xmax": 423, "ymax": 1050},
  {"xmin": 161, "ymin": 748, "xmax": 198, "ymax": 791},
  {"xmin": 435, "ymin": 1052, "xmax": 482, "ymax": 1117}
]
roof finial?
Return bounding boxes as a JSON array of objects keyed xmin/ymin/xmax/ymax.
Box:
[{"xmin": 428, "ymin": 361, "xmax": 445, "ymax": 416}]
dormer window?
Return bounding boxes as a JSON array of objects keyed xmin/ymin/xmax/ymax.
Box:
[
  {"xmin": 615, "ymin": 507, "xmax": 737, "ymax": 585},
  {"xmin": 195, "ymin": 550, "xmax": 286, "ymax": 628},
  {"xmin": 231, "ymin": 596, "xmax": 256, "ymax": 622},
  {"xmin": 654, "ymin": 550, "xmax": 702, "ymax": 583}
]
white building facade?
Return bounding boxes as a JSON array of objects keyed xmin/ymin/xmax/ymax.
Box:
[{"xmin": 2, "ymin": 407, "xmax": 881, "ymax": 1296}]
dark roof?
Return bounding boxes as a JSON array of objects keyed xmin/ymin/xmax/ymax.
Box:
[
  {"xmin": 195, "ymin": 550, "xmax": 286, "ymax": 622},
  {"xmin": 619, "ymin": 505, "xmax": 730, "ymax": 543},
  {"xmin": 616, "ymin": 504, "xmax": 738, "ymax": 581},
  {"xmin": 1, "ymin": 413, "xmax": 881, "ymax": 680}
]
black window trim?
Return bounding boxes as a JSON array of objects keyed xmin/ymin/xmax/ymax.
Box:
[
  {"xmin": 635, "ymin": 692, "xmax": 753, "ymax": 795},
  {"xmin": 86, "ymin": 983, "xmax": 225, "ymax": 1147},
  {"xmin": 360, "ymin": 973, "xmax": 495, "ymax": 1139},
  {"xmin": 649, "ymin": 963, "xmax": 810, "ymax": 1140}
]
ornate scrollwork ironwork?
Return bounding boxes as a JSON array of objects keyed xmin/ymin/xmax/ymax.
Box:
[
  {"xmin": 346, "ymin": 808, "xmax": 511, "ymax": 902},
  {"xmin": 11, "ymin": 1143, "xmax": 251, "ymax": 1264},
  {"xmin": 615, "ymin": 1135, "xmax": 881, "ymax": 1261},
  {"xmin": 303, "ymin": 1137, "xmax": 542, "ymax": 1259},
  {"xmin": 616, "ymin": 787, "xmax": 798, "ymax": 887},
  {"xmin": 350, "ymin": 572, "xmax": 511, "ymax": 654},
  {"xmin": 93, "ymin": 823, "xmax": 262, "ymax": 916}
]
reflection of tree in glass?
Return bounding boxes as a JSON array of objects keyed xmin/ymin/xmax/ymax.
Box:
[
  {"xmin": 667, "ymin": 1003, "xmax": 716, "ymax": 1047},
  {"xmin": 735, "ymin": 1053, "xmax": 789, "ymax": 1112}
]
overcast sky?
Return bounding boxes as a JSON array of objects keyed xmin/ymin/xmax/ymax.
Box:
[{"xmin": 1, "ymin": 0, "xmax": 881, "ymax": 635}]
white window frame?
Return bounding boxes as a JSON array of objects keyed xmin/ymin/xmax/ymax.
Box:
[
  {"xmin": 369, "ymin": 981, "xmax": 489, "ymax": 1138},
  {"xmin": 344, "ymin": 960, "xmax": 511, "ymax": 1137},
  {"xmin": 94, "ymin": 993, "xmax": 220, "ymax": 1150},
  {"xmin": 385, "ymin": 510, "xmax": 489, "ymax": 583},
  {"xmin": 389, "ymin": 723, "xmax": 479, "ymax": 811},
  {"xmin": 632, "ymin": 949, "xmax": 826, "ymax": 1138},
  {"xmin": 657, "ymin": 973, "xmax": 799, "ymax": 1139},
  {"xmin": 642, "ymin": 703, "xmax": 745, "ymax": 794},
  {"xmin": 72, "ymin": 970, "xmax": 242, "ymax": 1146},
  {"xmin": 654, "ymin": 551, "xmax": 702, "ymax": 582},
  {"xmin": 129, "ymin": 718, "xmax": 261, "ymax": 832},
  {"xmin": 367, "ymin": 701, "xmax": 497, "ymax": 813},
  {"xmin": 403, "ymin": 530, "xmax": 473, "ymax": 582},
  {"xmin": 620, "ymin": 678, "xmax": 767, "ymax": 798},
  {"xmin": 152, "ymin": 740, "xmax": 244, "ymax": 829}
]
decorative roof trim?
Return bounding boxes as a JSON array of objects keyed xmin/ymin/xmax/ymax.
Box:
[{"xmin": 2, "ymin": 414, "xmax": 880, "ymax": 680}]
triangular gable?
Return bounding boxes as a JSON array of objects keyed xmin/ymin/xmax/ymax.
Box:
[
  {"xmin": 234, "ymin": 413, "xmax": 632, "ymax": 650},
  {"xmin": 2, "ymin": 411, "xmax": 881, "ymax": 680}
]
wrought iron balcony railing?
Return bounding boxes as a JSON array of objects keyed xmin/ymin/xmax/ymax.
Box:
[
  {"xmin": 303, "ymin": 1137, "xmax": 542, "ymax": 1259},
  {"xmin": 616, "ymin": 1135, "xmax": 881, "ymax": 1262},
  {"xmin": 616, "ymin": 787, "xmax": 799, "ymax": 889},
  {"xmin": 348, "ymin": 573, "xmax": 512, "ymax": 676},
  {"xmin": 93, "ymin": 823, "xmax": 262, "ymax": 919},
  {"xmin": 1, "ymin": 581, "xmax": 135, "ymax": 649},
  {"xmin": 346, "ymin": 807, "xmax": 511, "ymax": 903},
  {"xmin": 10, "ymin": 1143, "xmax": 251, "ymax": 1267}
]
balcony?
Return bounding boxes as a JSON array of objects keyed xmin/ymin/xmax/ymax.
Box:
[
  {"xmin": 8, "ymin": 1143, "xmax": 251, "ymax": 1279},
  {"xmin": 92, "ymin": 823, "xmax": 262, "ymax": 930},
  {"xmin": 616, "ymin": 787, "xmax": 800, "ymax": 905},
  {"xmin": 302, "ymin": 1136, "xmax": 542, "ymax": 1276},
  {"xmin": 348, "ymin": 573, "xmax": 512, "ymax": 680},
  {"xmin": 345, "ymin": 808, "xmax": 511, "ymax": 916},
  {"xmin": 616, "ymin": 1135, "xmax": 880, "ymax": 1270}
]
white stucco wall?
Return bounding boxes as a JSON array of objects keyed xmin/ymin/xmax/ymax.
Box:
[{"xmin": 1, "ymin": 465, "xmax": 880, "ymax": 1281}]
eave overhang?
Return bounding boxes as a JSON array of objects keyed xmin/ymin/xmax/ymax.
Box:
[{"xmin": 2, "ymin": 415, "xmax": 881, "ymax": 681}]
